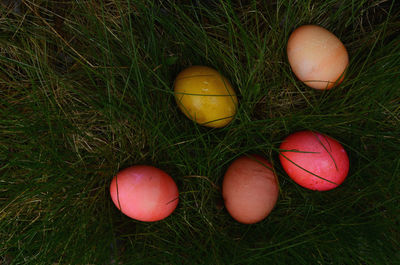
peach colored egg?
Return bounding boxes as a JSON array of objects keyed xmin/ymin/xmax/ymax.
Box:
[
  {"xmin": 110, "ymin": 165, "xmax": 179, "ymax": 222},
  {"xmin": 222, "ymin": 155, "xmax": 279, "ymax": 224},
  {"xmin": 279, "ymin": 131, "xmax": 349, "ymax": 191},
  {"xmin": 287, "ymin": 25, "xmax": 349, "ymax": 90}
]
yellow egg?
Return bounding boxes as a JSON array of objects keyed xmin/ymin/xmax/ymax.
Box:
[
  {"xmin": 287, "ymin": 25, "xmax": 349, "ymax": 90},
  {"xmin": 174, "ymin": 66, "xmax": 238, "ymax": 128}
]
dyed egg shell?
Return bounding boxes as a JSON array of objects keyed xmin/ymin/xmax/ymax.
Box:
[
  {"xmin": 279, "ymin": 131, "xmax": 349, "ymax": 191},
  {"xmin": 222, "ymin": 155, "xmax": 279, "ymax": 224},
  {"xmin": 110, "ymin": 165, "xmax": 179, "ymax": 222},
  {"xmin": 287, "ymin": 25, "xmax": 349, "ymax": 90},
  {"xmin": 174, "ymin": 66, "xmax": 238, "ymax": 128}
]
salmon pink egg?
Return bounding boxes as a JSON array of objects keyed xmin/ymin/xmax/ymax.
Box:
[
  {"xmin": 110, "ymin": 165, "xmax": 179, "ymax": 222},
  {"xmin": 279, "ymin": 131, "xmax": 349, "ymax": 191},
  {"xmin": 222, "ymin": 155, "xmax": 279, "ymax": 224},
  {"xmin": 287, "ymin": 25, "xmax": 349, "ymax": 90}
]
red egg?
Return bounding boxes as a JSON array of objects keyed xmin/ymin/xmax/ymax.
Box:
[
  {"xmin": 279, "ymin": 131, "xmax": 349, "ymax": 191},
  {"xmin": 109, "ymin": 165, "xmax": 179, "ymax": 222},
  {"xmin": 222, "ymin": 155, "xmax": 279, "ymax": 224}
]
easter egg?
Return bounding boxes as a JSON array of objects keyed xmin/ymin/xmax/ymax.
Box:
[
  {"xmin": 287, "ymin": 25, "xmax": 349, "ymax": 90},
  {"xmin": 222, "ymin": 155, "xmax": 279, "ymax": 224},
  {"xmin": 279, "ymin": 131, "xmax": 349, "ymax": 191},
  {"xmin": 110, "ymin": 165, "xmax": 179, "ymax": 222},
  {"xmin": 174, "ymin": 66, "xmax": 238, "ymax": 128}
]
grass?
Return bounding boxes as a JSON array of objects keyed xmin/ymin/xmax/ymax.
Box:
[{"xmin": 1, "ymin": 0, "xmax": 399, "ymax": 264}]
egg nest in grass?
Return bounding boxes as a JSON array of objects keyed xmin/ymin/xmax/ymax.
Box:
[{"xmin": 174, "ymin": 66, "xmax": 238, "ymax": 128}]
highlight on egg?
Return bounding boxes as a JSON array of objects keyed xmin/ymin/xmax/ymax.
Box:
[
  {"xmin": 287, "ymin": 25, "xmax": 349, "ymax": 90},
  {"xmin": 109, "ymin": 165, "xmax": 179, "ymax": 222},
  {"xmin": 222, "ymin": 155, "xmax": 279, "ymax": 224},
  {"xmin": 174, "ymin": 65, "xmax": 238, "ymax": 128},
  {"xmin": 279, "ymin": 131, "xmax": 349, "ymax": 191}
]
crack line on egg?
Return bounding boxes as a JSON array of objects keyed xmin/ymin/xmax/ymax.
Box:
[
  {"xmin": 311, "ymin": 132, "xmax": 339, "ymax": 171},
  {"xmin": 278, "ymin": 149, "xmax": 320, "ymax": 154},
  {"xmin": 115, "ymin": 173, "xmax": 123, "ymax": 212},
  {"xmin": 279, "ymin": 152, "xmax": 338, "ymax": 185},
  {"xmin": 321, "ymin": 134, "xmax": 333, "ymax": 152},
  {"xmin": 166, "ymin": 197, "xmax": 179, "ymax": 205}
]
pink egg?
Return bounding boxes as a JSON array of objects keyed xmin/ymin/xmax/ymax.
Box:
[
  {"xmin": 110, "ymin": 165, "xmax": 179, "ymax": 222},
  {"xmin": 222, "ymin": 155, "xmax": 279, "ymax": 224},
  {"xmin": 279, "ymin": 131, "xmax": 349, "ymax": 191}
]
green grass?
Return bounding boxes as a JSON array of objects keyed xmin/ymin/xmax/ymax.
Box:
[{"xmin": 1, "ymin": 0, "xmax": 399, "ymax": 264}]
